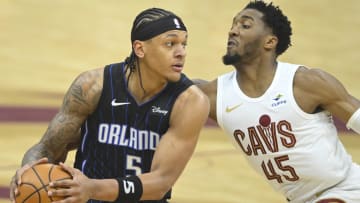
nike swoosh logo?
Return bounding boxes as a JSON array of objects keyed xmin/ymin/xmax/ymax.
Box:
[
  {"xmin": 111, "ymin": 99, "xmax": 130, "ymax": 106},
  {"xmin": 225, "ymin": 103, "xmax": 242, "ymax": 113}
]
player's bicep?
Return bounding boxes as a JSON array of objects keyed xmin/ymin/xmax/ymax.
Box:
[
  {"xmin": 39, "ymin": 69, "xmax": 103, "ymax": 162},
  {"xmin": 311, "ymin": 69, "xmax": 359, "ymax": 121},
  {"xmin": 296, "ymin": 68, "xmax": 359, "ymax": 123}
]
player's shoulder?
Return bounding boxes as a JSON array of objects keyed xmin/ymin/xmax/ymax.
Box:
[
  {"xmin": 186, "ymin": 85, "xmax": 209, "ymax": 102},
  {"xmin": 74, "ymin": 67, "xmax": 104, "ymax": 84},
  {"xmin": 71, "ymin": 67, "xmax": 105, "ymax": 96},
  {"xmin": 293, "ymin": 65, "xmax": 348, "ymax": 105},
  {"xmin": 171, "ymin": 85, "xmax": 210, "ymax": 123},
  {"xmin": 295, "ymin": 65, "xmax": 327, "ymax": 77},
  {"xmin": 78, "ymin": 67, "xmax": 104, "ymax": 79},
  {"xmin": 175, "ymin": 85, "xmax": 210, "ymax": 110},
  {"xmin": 295, "ymin": 66, "xmax": 339, "ymax": 89}
]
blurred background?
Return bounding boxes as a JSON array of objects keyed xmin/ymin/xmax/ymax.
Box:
[{"xmin": 1, "ymin": 0, "xmax": 359, "ymax": 202}]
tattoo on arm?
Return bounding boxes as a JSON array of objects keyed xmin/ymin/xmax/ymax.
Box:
[{"xmin": 22, "ymin": 69, "xmax": 102, "ymax": 166}]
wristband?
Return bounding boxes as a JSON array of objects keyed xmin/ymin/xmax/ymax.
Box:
[
  {"xmin": 115, "ymin": 175, "xmax": 143, "ymax": 203},
  {"xmin": 346, "ymin": 108, "xmax": 360, "ymax": 134}
]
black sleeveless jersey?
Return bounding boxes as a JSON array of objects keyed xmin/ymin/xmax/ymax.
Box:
[{"xmin": 74, "ymin": 62, "xmax": 193, "ymax": 203}]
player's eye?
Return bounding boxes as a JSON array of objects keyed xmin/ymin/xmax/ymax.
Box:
[
  {"xmin": 182, "ymin": 42, "xmax": 187, "ymax": 48},
  {"xmin": 242, "ymin": 24, "xmax": 251, "ymax": 29},
  {"xmin": 165, "ymin": 42, "xmax": 174, "ymax": 47}
]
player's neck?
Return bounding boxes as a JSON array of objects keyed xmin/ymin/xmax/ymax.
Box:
[
  {"xmin": 235, "ymin": 60, "xmax": 277, "ymax": 98},
  {"xmin": 126, "ymin": 67, "xmax": 167, "ymax": 103}
]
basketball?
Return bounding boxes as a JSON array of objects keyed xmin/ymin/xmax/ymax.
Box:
[{"xmin": 15, "ymin": 163, "xmax": 72, "ymax": 203}]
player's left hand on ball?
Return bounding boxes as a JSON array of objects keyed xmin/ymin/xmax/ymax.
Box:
[{"xmin": 9, "ymin": 157, "xmax": 48, "ymax": 203}]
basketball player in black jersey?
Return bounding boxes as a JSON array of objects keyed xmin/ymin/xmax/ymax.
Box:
[{"xmin": 10, "ymin": 8, "xmax": 210, "ymax": 203}]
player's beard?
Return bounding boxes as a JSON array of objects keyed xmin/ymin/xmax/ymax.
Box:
[
  {"xmin": 222, "ymin": 38, "xmax": 263, "ymax": 66},
  {"xmin": 222, "ymin": 53, "xmax": 241, "ymax": 65}
]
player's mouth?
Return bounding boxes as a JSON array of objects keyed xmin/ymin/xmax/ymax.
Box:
[
  {"xmin": 227, "ymin": 39, "xmax": 238, "ymax": 48},
  {"xmin": 172, "ymin": 63, "xmax": 184, "ymax": 72}
]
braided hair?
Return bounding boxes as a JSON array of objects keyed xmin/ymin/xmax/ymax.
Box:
[{"xmin": 124, "ymin": 8, "xmax": 177, "ymax": 90}]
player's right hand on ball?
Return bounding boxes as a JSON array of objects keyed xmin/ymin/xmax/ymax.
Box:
[
  {"xmin": 48, "ymin": 162, "xmax": 92, "ymax": 203},
  {"xmin": 9, "ymin": 157, "xmax": 48, "ymax": 203}
]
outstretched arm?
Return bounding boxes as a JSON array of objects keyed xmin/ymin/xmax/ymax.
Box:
[{"xmin": 294, "ymin": 67, "xmax": 360, "ymax": 133}]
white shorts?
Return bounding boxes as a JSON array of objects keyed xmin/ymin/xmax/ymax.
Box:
[{"xmin": 309, "ymin": 163, "xmax": 360, "ymax": 203}]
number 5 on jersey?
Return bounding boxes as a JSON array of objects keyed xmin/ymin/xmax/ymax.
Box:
[{"xmin": 126, "ymin": 155, "xmax": 142, "ymax": 175}]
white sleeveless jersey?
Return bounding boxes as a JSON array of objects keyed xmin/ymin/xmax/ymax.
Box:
[{"xmin": 216, "ymin": 62, "xmax": 353, "ymax": 202}]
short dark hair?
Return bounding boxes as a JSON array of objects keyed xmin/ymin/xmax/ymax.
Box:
[{"xmin": 245, "ymin": 0, "xmax": 292, "ymax": 56}]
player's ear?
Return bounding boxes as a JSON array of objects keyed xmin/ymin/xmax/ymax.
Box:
[
  {"xmin": 264, "ymin": 35, "xmax": 278, "ymax": 50},
  {"xmin": 133, "ymin": 40, "xmax": 145, "ymax": 58}
]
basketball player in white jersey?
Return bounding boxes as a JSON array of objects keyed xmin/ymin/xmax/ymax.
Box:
[{"xmin": 196, "ymin": 1, "xmax": 360, "ymax": 202}]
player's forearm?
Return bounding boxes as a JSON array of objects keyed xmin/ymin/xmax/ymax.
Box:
[
  {"xmin": 21, "ymin": 141, "xmax": 68, "ymax": 166},
  {"xmin": 21, "ymin": 143, "xmax": 50, "ymax": 166},
  {"xmin": 22, "ymin": 112, "xmax": 82, "ymax": 166},
  {"xmin": 139, "ymin": 173, "xmax": 172, "ymax": 200},
  {"xmin": 89, "ymin": 179, "xmax": 119, "ymax": 201}
]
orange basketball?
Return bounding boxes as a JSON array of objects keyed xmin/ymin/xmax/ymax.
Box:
[{"xmin": 15, "ymin": 163, "xmax": 72, "ymax": 203}]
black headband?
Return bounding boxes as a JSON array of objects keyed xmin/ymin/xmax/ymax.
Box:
[{"xmin": 131, "ymin": 15, "xmax": 187, "ymax": 42}]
